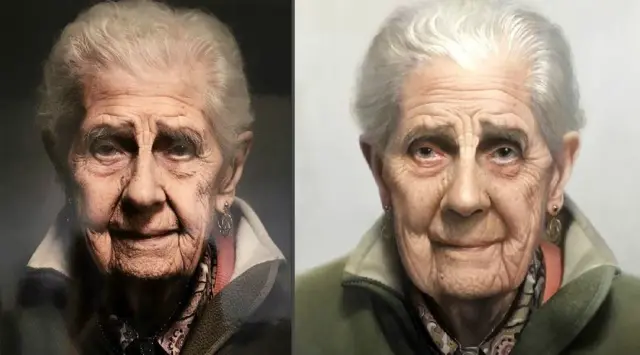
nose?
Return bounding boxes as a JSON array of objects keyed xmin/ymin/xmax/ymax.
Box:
[
  {"xmin": 122, "ymin": 153, "xmax": 166, "ymax": 211},
  {"xmin": 442, "ymin": 160, "xmax": 489, "ymax": 218}
]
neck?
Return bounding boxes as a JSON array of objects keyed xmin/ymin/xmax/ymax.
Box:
[
  {"xmin": 432, "ymin": 290, "xmax": 517, "ymax": 347},
  {"xmin": 106, "ymin": 275, "xmax": 191, "ymax": 337},
  {"xmin": 68, "ymin": 237, "xmax": 195, "ymax": 337}
]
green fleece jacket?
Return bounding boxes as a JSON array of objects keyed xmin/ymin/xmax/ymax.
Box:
[{"xmin": 295, "ymin": 197, "xmax": 640, "ymax": 354}]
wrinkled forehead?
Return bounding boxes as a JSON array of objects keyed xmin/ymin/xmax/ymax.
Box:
[
  {"xmin": 80, "ymin": 67, "xmax": 211, "ymax": 135},
  {"xmin": 396, "ymin": 57, "xmax": 538, "ymax": 139},
  {"xmin": 83, "ymin": 65, "xmax": 207, "ymax": 108}
]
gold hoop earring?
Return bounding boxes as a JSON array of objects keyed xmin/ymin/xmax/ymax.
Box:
[
  {"xmin": 217, "ymin": 202, "xmax": 234, "ymax": 237},
  {"xmin": 546, "ymin": 205, "xmax": 562, "ymax": 245}
]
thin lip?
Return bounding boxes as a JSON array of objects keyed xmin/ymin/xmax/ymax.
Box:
[
  {"xmin": 431, "ymin": 240, "xmax": 498, "ymax": 250},
  {"xmin": 109, "ymin": 228, "xmax": 178, "ymax": 239}
]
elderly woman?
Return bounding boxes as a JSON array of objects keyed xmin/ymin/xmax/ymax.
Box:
[
  {"xmin": 2, "ymin": 1, "xmax": 290, "ymax": 354},
  {"xmin": 296, "ymin": 1, "xmax": 640, "ymax": 354}
]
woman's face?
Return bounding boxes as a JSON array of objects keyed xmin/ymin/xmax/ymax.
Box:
[
  {"xmin": 364, "ymin": 57, "xmax": 579, "ymax": 301},
  {"xmin": 68, "ymin": 68, "xmax": 250, "ymax": 279}
]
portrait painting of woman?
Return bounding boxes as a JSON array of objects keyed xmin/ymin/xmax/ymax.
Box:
[
  {"xmin": 0, "ymin": 1, "xmax": 291, "ymax": 354},
  {"xmin": 295, "ymin": 0, "xmax": 640, "ymax": 354}
]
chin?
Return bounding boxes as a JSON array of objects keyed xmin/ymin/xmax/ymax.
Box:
[
  {"xmin": 111, "ymin": 256, "xmax": 185, "ymax": 280},
  {"xmin": 438, "ymin": 279, "xmax": 507, "ymax": 300},
  {"xmin": 435, "ymin": 264, "xmax": 524, "ymax": 301}
]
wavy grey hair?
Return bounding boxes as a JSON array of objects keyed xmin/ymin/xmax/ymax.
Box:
[
  {"xmin": 38, "ymin": 0, "xmax": 252, "ymax": 179},
  {"xmin": 355, "ymin": 0, "xmax": 585, "ymax": 157}
]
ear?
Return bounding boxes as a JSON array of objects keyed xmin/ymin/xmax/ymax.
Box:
[
  {"xmin": 360, "ymin": 136, "xmax": 391, "ymax": 208},
  {"xmin": 547, "ymin": 132, "xmax": 580, "ymax": 211},
  {"xmin": 216, "ymin": 131, "xmax": 253, "ymax": 209}
]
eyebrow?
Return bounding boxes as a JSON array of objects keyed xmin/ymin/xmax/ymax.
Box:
[
  {"xmin": 479, "ymin": 122, "xmax": 528, "ymax": 150},
  {"xmin": 81, "ymin": 122, "xmax": 206, "ymax": 150},
  {"xmin": 155, "ymin": 122, "xmax": 205, "ymax": 147},
  {"xmin": 402, "ymin": 125, "xmax": 458, "ymax": 151},
  {"xmin": 83, "ymin": 124, "xmax": 135, "ymax": 144},
  {"xmin": 401, "ymin": 122, "xmax": 528, "ymax": 151}
]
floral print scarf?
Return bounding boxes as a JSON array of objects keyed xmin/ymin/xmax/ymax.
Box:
[
  {"xmin": 100, "ymin": 243, "xmax": 217, "ymax": 355},
  {"xmin": 411, "ymin": 247, "xmax": 546, "ymax": 355}
]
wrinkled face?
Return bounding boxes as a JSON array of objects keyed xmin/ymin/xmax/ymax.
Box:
[
  {"xmin": 365, "ymin": 57, "xmax": 578, "ymax": 300},
  {"xmin": 67, "ymin": 68, "xmax": 248, "ymax": 279}
]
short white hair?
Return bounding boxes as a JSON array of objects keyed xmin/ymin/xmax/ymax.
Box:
[
  {"xmin": 355, "ymin": 0, "xmax": 585, "ymax": 156},
  {"xmin": 38, "ymin": 0, "xmax": 251, "ymax": 177}
]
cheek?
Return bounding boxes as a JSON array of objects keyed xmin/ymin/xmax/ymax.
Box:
[
  {"xmin": 384, "ymin": 159, "xmax": 448, "ymax": 233},
  {"xmin": 167, "ymin": 163, "xmax": 220, "ymax": 237},
  {"xmin": 73, "ymin": 167, "xmax": 125, "ymax": 230},
  {"xmin": 489, "ymin": 164, "xmax": 551, "ymax": 243}
]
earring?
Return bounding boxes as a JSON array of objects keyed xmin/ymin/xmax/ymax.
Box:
[
  {"xmin": 217, "ymin": 202, "xmax": 234, "ymax": 237},
  {"xmin": 546, "ymin": 205, "xmax": 562, "ymax": 245},
  {"xmin": 381, "ymin": 205, "xmax": 393, "ymax": 239}
]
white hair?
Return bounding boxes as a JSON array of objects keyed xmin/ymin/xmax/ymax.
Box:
[
  {"xmin": 354, "ymin": 0, "xmax": 585, "ymax": 156},
  {"xmin": 38, "ymin": 0, "xmax": 252, "ymax": 177}
]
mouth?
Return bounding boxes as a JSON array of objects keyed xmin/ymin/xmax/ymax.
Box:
[
  {"xmin": 431, "ymin": 240, "xmax": 497, "ymax": 251},
  {"xmin": 109, "ymin": 228, "xmax": 179, "ymax": 240}
]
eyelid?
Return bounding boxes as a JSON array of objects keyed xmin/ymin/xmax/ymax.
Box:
[
  {"xmin": 171, "ymin": 138, "xmax": 199, "ymax": 155},
  {"xmin": 487, "ymin": 145, "xmax": 522, "ymax": 166},
  {"xmin": 90, "ymin": 137, "xmax": 118, "ymax": 149},
  {"xmin": 172, "ymin": 134, "xmax": 196, "ymax": 145},
  {"xmin": 93, "ymin": 136, "xmax": 137, "ymax": 155},
  {"xmin": 409, "ymin": 140, "xmax": 446, "ymax": 160},
  {"xmin": 89, "ymin": 141, "xmax": 125, "ymax": 162},
  {"xmin": 480, "ymin": 138, "xmax": 523, "ymax": 153},
  {"xmin": 408, "ymin": 137, "xmax": 454, "ymax": 156}
]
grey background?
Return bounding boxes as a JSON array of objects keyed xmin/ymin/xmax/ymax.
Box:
[
  {"xmin": 295, "ymin": 0, "xmax": 640, "ymax": 274},
  {"xmin": 0, "ymin": 0, "xmax": 292, "ymax": 301}
]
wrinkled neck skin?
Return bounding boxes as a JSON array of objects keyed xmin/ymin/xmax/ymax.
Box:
[
  {"xmin": 432, "ymin": 290, "xmax": 518, "ymax": 346},
  {"xmin": 69, "ymin": 230, "xmax": 198, "ymax": 337},
  {"xmin": 105, "ymin": 273, "xmax": 192, "ymax": 336}
]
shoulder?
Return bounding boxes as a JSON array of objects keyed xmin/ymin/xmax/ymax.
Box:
[
  {"xmin": 1, "ymin": 267, "xmax": 74, "ymax": 354},
  {"xmin": 609, "ymin": 271, "xmax": 640, "ymax": 294},
  {"xmin": 572, "ymin": 272, "xmax": 640, "ymax": 352},
  {"xmin": 260, "ymin": 260, "xmax": 292, "ymax": 317},
  {"xmin": 296, "ymin": 257, "xmax": 348, "ymax": 294},
  {"xmin": 295, "ymin": 256, "xmax": 350, "ymax": 319},
  {"xmin": 16, "ymin": 267, "xmax": 69, "ymax": 310},
  {"xmin": 603, "ymin": 272, "xmax": 640, "ymax": 324},
  {"xmin": 603, "ymin": 272, "xmax": 640, "ymax": 323},
  {"xmin": 221, "ymin": 319, "xmax": 291, "ymax": 355},
  {"xmin": 295, "ymin": 257, "xmax": 356, "ymax": 354}
]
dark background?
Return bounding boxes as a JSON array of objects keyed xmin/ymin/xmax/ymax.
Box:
[{"xmin": 0, "ymin": 0, "xmax": 292, "ymax": 302}]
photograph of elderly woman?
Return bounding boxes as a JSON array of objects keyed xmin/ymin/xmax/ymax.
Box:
[
  {"xmin": 0, "ymin": 0, "xmax": 291, "ymax": 354},
  {"xmin": 295, "ymin": 0, "xmax": 640, "ymax": 354}
]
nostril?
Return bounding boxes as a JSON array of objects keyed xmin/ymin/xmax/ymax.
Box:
[
  {"xmin": 121, "ymin": 198, "xmax": 140, "ymax": 216},
  {"xmin": 444, "ymin": 205, "xmax": 484, "ymax": 220}
]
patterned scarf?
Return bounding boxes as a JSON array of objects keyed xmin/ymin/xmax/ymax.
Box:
[
  {"xmin": 101, "ymin": 243, "xmax": 217, "ymax": 355},
  {"xmin": 411, "ymin": 248, "xmax": 546, "ymax": 355}
]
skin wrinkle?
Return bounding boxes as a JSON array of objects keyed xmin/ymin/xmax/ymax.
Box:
[
  {"xmin": 362, "ymin": 57, "xmax": 580, "ymax": 346},
  {"xmin": 65, "ymin": 67, "xmax": 251, "ymax": 333}
]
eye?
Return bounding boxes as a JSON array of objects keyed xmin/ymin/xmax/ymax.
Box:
[
  {"xmin": 409, "ymin": 141, "xmax": 444, "ymax": 164},
  {"xmin": 90, "ymin": 141, "xmax": 122, "ymax": 159},
  {"xmin": 167, "ymin": 142, "xmax": 195, "ymax": 159},
  {"xmin": 416, "ymin": 146, "xmax": 436, "ymax": 159},
  {"xmin": 490, "ymin": 146, "xmax": 520, "ymax": 164}
]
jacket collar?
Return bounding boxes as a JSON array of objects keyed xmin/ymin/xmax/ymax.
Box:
[
  {"xmin": 26, "ymin": 197, "xmax": 285, "ymax": 280},
  {"xmin": 342, "ymin": 194, "xmax": 619, "ymax": 294}
]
